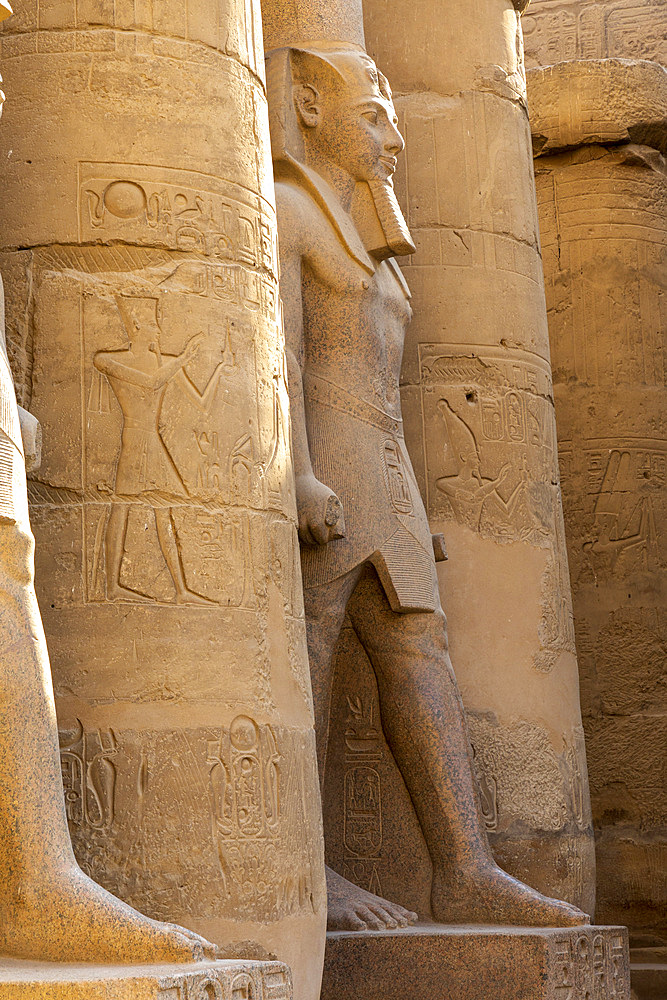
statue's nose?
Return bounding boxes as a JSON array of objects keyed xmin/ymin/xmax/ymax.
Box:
[{"xmin": 385, "ymin": 123, "xmax": 404, "ymax": 154}]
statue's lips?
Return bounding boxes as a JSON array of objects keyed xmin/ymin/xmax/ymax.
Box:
[{"xmin": 378, "ymin": 155, "xmax": 397, "ymax": 173}]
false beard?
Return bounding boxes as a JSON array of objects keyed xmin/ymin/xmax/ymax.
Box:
[{"xmin": 352, "ymin": 176, "xmax": 416, "ymax": 260}]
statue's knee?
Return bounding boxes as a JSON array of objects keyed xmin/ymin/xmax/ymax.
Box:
[
  {"xmin": 431, "ymin": 607, "xmax": 450, "ymax": 653},
  {"xmin": 0, "ymin": 521, "xmax": 35, "ymax": 589}
]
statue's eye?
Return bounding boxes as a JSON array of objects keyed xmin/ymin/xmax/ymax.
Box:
[{"xmin": 362, "ymin": 110, "xmax": 378, "ymax": 124}]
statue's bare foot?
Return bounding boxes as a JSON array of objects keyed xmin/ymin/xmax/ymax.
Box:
[
  {"xmin": 0, "ymin": 864, "xmax": 217, "ymax": 964},
  {"xmin": 107, "ymin": 584, "xmax": 156, "ymax": 604},
  {"xmin": 175, "ymin": 588, "xmax": 215, "ymax": 606},
  {"xmin": 431, "ymin": 862, "xmax": 588, "ymax": 927},
  {"xmin": 326, "ymin": 866, "xmax": 417, "ymax": 932}
]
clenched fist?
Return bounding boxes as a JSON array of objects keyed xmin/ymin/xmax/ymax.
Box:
[{"xmin": 296, "ymin": 474, "xmax": 346, "ymax": 546}]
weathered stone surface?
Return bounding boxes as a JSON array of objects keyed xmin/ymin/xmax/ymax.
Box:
[
  {"xmin": 362, "ymin": 0, "xmax": 597, "ymax": 913},
  {"xmin": 522, "ymin": 0, "xmax": 667, "ymax": 69},
  {"xmin": 0, "ymin": 4, "xmax": 325, "ymax": 996},
  {"xmin": 529, "ymin": 59, "xmax": 667, "ymax": 156},
  {"xmin": 528, "ymin": 54, "xmax": 666, "ymax": 958},
  {"xmin": 630, "ymin": 963, "xmax": 667, "ymax": 1000},
  {"xmin": 321, "ymin": 924, "xmax": 631, "ymax": 1000},
  {"xmin": 0, "ymin": 959, "xmax": 291, "ymax": 999}
]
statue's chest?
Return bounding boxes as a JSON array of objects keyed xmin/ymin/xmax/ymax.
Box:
[{"xmin": 304, "ymin": 244, "xmax": 412, "ymax": 331}]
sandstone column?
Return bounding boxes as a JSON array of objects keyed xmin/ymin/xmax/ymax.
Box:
[
  {"xmin": 527, "ymin": 57, "xmax": 667, "ymax": 954},
  {"xmin": 0, "ymin": 5, "xmax": 325, "ymax": 997},
  {"xmin": 360, "ymin": 0, "xmax": 595, "ymax": 912}
]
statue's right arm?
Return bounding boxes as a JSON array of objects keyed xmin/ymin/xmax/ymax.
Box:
[
  {"xmin": 93, "ymin": 352, "xmax": 150, "ymax": 387},
  {"xmin": 277, "ymin": 183, "xmax": 345, "ymax": 546},
  {"xmin": 94, "ymin": 352, "xmax": 169, "ymax": 390}
]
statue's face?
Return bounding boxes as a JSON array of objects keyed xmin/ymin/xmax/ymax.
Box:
[
  {"xmin": 130, "ymin": 322, "xmax": 158, "ymax": 350},
  {"xmin": 310, "ymin": 82, "xmax": 404, "ymax": 184}
]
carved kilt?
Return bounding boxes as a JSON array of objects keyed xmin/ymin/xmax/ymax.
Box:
[
  {"xmin": 299, "ymin": 372, "xmax": 437, "ymax": 613},
  {"xmin": 0, "ymin": 326, "xmax": 26, "ymax": 523}
]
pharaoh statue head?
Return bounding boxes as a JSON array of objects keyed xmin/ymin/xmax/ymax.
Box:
[{"xmin": 266, "ymin": 42, "xmax": 415, "ymax": 259}]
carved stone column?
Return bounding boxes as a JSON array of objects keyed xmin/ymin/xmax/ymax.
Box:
[
  {"xmin": 361, "ymin": 0, "xmax": 595, "ymax": 912},
  {"xmin": 528, "ymin": 56, "xmax": 667, "ymax": 956},
  {"xmin": 0, "ymin": 4, "xmax": 326, "ymax": 996}
]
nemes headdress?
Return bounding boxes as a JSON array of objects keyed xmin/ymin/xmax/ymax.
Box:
[{"xmin": 265, "ymin": 39, "xmax": 415, "ymax": 260}]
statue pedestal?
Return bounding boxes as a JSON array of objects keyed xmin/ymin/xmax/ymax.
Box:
[
  {"xmin": 321, "ymin": 924, "xmax": 630, "ymax": 1000},
  {"xmin": 0, "ymin": 958, "xmax": 291, "ymax": 999}
]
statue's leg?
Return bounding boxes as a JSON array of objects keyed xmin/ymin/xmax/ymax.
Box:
[
  {"xmin": 0, "ymin": 517, "xmax": 217, "ymax": 962},
  {"xmin": 303, "ymin": 567, "xmax": 361, "ymax": 785},
  {"xmin": 348, "ymin": 566, "xmax": 588, "ymax": 927},
  {"xmin": 104, "ymin": 503, "xmax": 154, "ymax": 603},
  {"xmin": 154, "ymin": 507, "xmax": 213, "ymax": 605},
  {"xmin": 303, "ymin": 567, "xmax": 417, "ymax": 933}
]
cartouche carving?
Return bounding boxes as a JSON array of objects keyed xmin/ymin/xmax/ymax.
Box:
[
  {"xmin": 155, "ymin": 962, "xmax": 292, "ymax": 1000},
  {"xmin": 553, "ymin": 929, "xmax": 629, "ymax": 999},
  {"xmin": 60, "ymin": 720, "xmax": 118, "ymax": 832},
  {"xmin": 269, "ymin": 39, "xmax": 589, "ymax": 930}
]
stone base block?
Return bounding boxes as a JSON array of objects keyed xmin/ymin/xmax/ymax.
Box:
[
  {"xmin": 0, "ymin": 958, "xmax": 291, "ymax": 999},
  {"xmin": 631, "ymin": 963, "xmax": 667, "ymax": 1000},
  {"xmin": 322, "ymin": 924, "xmax": 630, "ymax": 1000}
]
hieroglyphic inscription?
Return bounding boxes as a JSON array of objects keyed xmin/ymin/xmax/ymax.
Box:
[
  {"xmin": 79, "ymin": 162, "xmax": 277, "ymax": 281},
  {"xmin": 60, "ymin": 724, "xmax": 319, "ymax": 924},
  {"xmin": 0, "ymin": 0, "xmax": 267, "ymax": 78},
  {"xmin": 340, "ymin": 692, "xmax": 385, "ymax": 897},
  {"xmin": 420, "ymin": 345, "xmax": 558, "ymax": 546},
  {"xmin": 60, "ymin": 720, "xmax": 117, "ymax": 832},
  {"xmin": 522, "ymin": 0, "xmax": 667, "ymax": 67},
  {"xmin": 471, "ymin": 742, "xmax": 499, "ymax": 833},
  {"xmin": 156, "ymin": 963, "xmax": 292, "ymax": 1000},
  {"xmin": 553, "ymin": 929, "xmax": 629, "ymax": 999},
  {"xmin": 207, "ymin": 715, "xmax": 280, "ymax": 842},
  {"xmin": 206, "ymin": 717, "xmax": 318, "ymax": 920},
  {"xmin": 535, "ymin": 503, "xmax": 577, "ymax": 673}
]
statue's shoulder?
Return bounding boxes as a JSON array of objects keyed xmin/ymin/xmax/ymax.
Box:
[
  {"xmin": 275, "ymin": 177, "xmax": 318, "ymax": 229},
  {"xmin": 275, "ymin": 175, "xmax": 310, "ymax": 211}
]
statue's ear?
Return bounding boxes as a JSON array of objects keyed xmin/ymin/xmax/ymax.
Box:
[{"xmin": 293, "ymin": 84, "xmax": 320, "ymax": 129}]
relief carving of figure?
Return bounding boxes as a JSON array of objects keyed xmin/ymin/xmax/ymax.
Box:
[
  {"xmin": 435, "ymin": 397, "xmax": 515, "ymax": 524},
  {"xmin": 0, "ymin": 61, "xmax": 217, "ymax": 960},
  {"xmin": 582, "ymin": 450, "xmax": 659, "ymax": 579},
  {"xmin": 269, "ymin": 41, "xmax": 588, "ymax": 930},
  {"xmin": 94, "ymin": 295, "xmax": 223, "ymax": 604}
]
